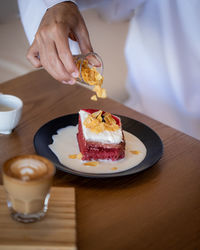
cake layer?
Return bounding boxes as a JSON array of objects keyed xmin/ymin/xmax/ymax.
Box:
[{"xmin": 77, "ymin": 113, "xmax": 125, "ymax": 161}]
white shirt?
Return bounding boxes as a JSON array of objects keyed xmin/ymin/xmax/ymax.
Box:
[
  {"xmin": 125, "ymin": 0, "xmax": 200, "ymax": 140},
  {"xmin": 18, "ymin": 0, "xmax": 200, "ymax": 140}
]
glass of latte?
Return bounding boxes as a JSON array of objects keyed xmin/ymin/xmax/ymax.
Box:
[{"xmin": 2, "ymin": 155, "xmax": 55, "ymax": 223}]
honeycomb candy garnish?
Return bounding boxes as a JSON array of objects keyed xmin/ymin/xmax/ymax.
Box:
[
  {"xmin": 91, "ymin": 95, "xmax": 97, "ymax": 101},
  {"xmin": 90, "ymin": 122, "xmax": 105, "ymax": 133},
  {"xmin": 77, "ymin": 60, "xmax": 103, "ymax": 86},
  {"xmin": 130, "ymin": 150, "xmax": 140, "ymax": 155},
  {"xmin": 104, "ymin": 113, "xmax": 114, "ymax": 124},
  {"xmin": 91, "ymin": 110, "xmax": 102, "ymax": 117},
  {"xmin": 76, "ymin": 58, "xmax": 107, "ymax": 100},
  {"xmin": 83, "ymin": 111, "xmax": 119, "ymax": 134},
  {"xmin": 95, "ymin": 71, "xmax": 103, "ymax": 81},
  {"xmin": 93, "ymin": 85, "xmax": 107, "ymax": 98},
  {"xmin": 84, "ymin": 117, "xmax": 99, "ymax": 129},
  {"xmin": 92, "ymin": 110, "xmax": 103, "ymax": 122},
  {"xmin": 84, "ymin": 161, "xmax": 99, "ymax": 167},
  {"xmin": 69, "ymin": 153, "xmax": 82, "ymax": 160},
  {"xmin": 77, "ymin": 153, "xmax": 83, "ymax": 159},
  {"xmin": 96, "ymin": 112, "xmax": 103, "ymax": 122},
  {"xmin": 69, "ymin": 154, "xmax": 77, "ymax": 159},
  {"xmin": 104, "ymin": 123, "xmax": 119, "ymax": 131}
]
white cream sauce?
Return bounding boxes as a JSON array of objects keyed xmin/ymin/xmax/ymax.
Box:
[{"xmin": 49, "ymin": 125, "xmax": 147, "ymax": 174}]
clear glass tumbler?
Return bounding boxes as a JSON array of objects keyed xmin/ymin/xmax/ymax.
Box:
[
  {"xmin": 74, "ymin": 52, "xmax": 104, "ymax": 85},
  {"xmin": 2, "ymin": 155, "xmax": 55, "ymax": 223}
]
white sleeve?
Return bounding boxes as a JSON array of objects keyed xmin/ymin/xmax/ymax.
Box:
[
  {"xmin": 43, "ymin": 0, "xmax": 77, "ymax": 9},
  {"xmin": 95, "ymin": 0, "xmax": 147, "ymax": 22}
]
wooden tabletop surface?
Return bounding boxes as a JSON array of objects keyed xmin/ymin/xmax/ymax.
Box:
[{"xmin": 0, "ymin": 69, "xmax": 200, "ymax": 250}]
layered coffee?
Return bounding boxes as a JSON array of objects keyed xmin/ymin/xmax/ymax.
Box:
[{"xmin": 2, "ymin": 155, "xmax": 55, "ymax": 222}]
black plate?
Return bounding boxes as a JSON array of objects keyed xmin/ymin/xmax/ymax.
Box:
[{"xmin": 34, "ymin": 114, "xmax": 163, "ymax": 178}]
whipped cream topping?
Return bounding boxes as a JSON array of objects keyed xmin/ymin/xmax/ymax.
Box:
[
  {"xmin": 79, "ymin": 110, "xmax": 123, "ymax": 144},
  {"xmin": 10, "ymin": 159, "xmax": 48, "ymax": 181}
]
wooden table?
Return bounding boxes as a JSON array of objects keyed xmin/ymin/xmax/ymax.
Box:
[{"xmin": 0, "ymin": 69, "xmax": 200, "ymax": 250}]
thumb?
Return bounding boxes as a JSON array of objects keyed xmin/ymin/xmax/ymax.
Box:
[{"xmin": 27, "ymin": 40, "xmax": 42, "ymax": 68}]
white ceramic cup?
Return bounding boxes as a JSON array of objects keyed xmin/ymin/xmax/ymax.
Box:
[{"xmin": 0, "ymin": 94, "xmax": 23, "ymax": 134}]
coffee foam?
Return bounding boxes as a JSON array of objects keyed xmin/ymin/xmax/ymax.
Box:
[{"xmin": 10, "ymin": 159, "xmax": 48, "ymax": 181}]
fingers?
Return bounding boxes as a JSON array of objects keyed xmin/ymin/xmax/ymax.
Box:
[
  {"xmin": 75, "ymin": 20, "xmax": 93, "ymax": 55},
  {"xmin": 69, "ymin": 31, "xmax": 77, "ymax": 41},
  {"xmin": 37, "ymin": 34, "xmax": 76, "ymax": 84},
  {"xmin": 27, "ymin": 40, "xmax": 42, "ymax": 68},
  {"xmin": 86, "ymin": 54, "xmax": 102, "ymax": 67},
  {"xmin": 74, "ymin": 20, "xmax": 101, "ymax": 67},
  {"xmin": 54, "ymin": 25, "xmax": 79, "ymax": 78}
]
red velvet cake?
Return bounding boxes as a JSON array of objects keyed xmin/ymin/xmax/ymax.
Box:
[{"xmin": 77, "ymin": 109, "xmax": 125, "ymax": 161}]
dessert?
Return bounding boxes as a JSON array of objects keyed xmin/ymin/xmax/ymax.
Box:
[{"xmin": 77, "ymin": 109, "xmax": 125, "ymax": 161}]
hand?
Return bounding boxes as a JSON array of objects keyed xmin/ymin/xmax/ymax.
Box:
[{"xmin": 27, "ymin": 2, "xmax": 93, "ymax": 84}]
